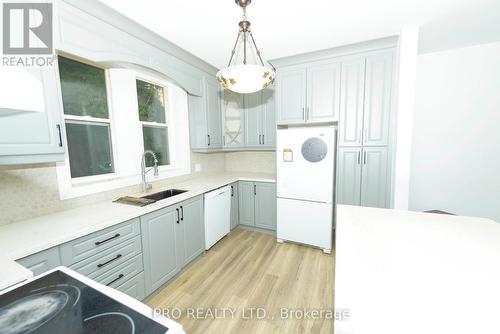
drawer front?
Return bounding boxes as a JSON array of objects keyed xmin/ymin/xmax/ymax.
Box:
[
  {"xmin": 69, "ymin": 236, "xmax": 142, "ymax": 278},
  {"xmin": 60, "ymin": 218, "xmax": 140, "ymax": 266},
  {"xmin": 116, "ymin": 272, "xmax": 146, "ymax": 301},
  {"xmin": 92, "ymin": 254, "xmax": 144, "ymax": 289},
  {"xmin": 16, "ymin": 247, "xmax": 61, "ymax": 276}
]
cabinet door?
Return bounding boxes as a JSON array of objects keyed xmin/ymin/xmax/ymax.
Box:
[
  {"xmin": 360, "ymin": 147, "xmax": 389, "ymax": 208},
  {"xmin": 261, "ymin": 88, "xmax": 276, "ymax": 148},
  {"xmin": 140, "ymin": 206, "xmax": 179, "ymax": 295},
  {"xmin": 338, "ymin": 58, "xmax": 366, "ymax": 147},
  {"xmin": 306, "ymin": 61, "xmax": 341, "ymax": 123},
  {"xmin": 238, "ymin": 181, "xmax": 255, "ymax": 226},
  {"xmin": 176, "ymin": 196, "xmax": 204, "ymax": 267},
  {"xmin": 188, "ymin": 95, "xmax": 208, "ymax": 150},
  {"xmin": 363, "ymin": 52, "xmax": 393, "ymax": 146},
  {"xmin": 16, "ymin": 247, "xmax": 61, "ymax": 277},
  {"xmin": 254, "ymin": 182, "xmax": 276, "ymax": 230},
  {"xmin": 244, "ymin": 92, "xmax": 263, "ymax": 147},
  {"xmin": 222, "ymin": 90, "xmax": 245, "ymax": 148},
  {"xmin": 0, "ymin": 66, "xmax": 65, "ymax": 164},
  {"xmin": 230, "ymin": 183, "xmax": 240, "ymax": 230},
  {"xmin": 276, "ymin": 67, "xmax": 307, "ymax": 124},
  {"xmin": 205, "ymin": 77, "xmax": 223, "ymax": 148},
  {"xmin": 336, "ymin": 147, "xmax": 363, "ymax": 206}
]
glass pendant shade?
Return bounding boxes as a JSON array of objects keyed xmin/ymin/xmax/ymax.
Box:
[
  {"xmin": 217, "ymin": 1, "xmax": 275, "ymax": 94},
  {"xmin": 217, "ymin": 65, "xmax": 275, "ymax": 94}
]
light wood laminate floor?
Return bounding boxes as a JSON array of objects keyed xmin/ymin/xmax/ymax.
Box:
[{"xmin": 146, "ymin": 228, "xmax": 335, "ymax": 334}]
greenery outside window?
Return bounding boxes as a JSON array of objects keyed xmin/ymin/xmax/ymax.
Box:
[
  {"xmin": 136, "ymin": 79, "xmax": 170, "ymax": 167},
  {"xmin": 58, "ymin": 56, "xmax": 114, "ymax": 179}
]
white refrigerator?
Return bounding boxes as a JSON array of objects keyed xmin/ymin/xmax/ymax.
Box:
[{"xmin": 276, "ymin": 126, "xmax": 336, "ymax": 253}]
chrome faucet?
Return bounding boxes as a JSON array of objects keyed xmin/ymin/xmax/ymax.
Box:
[{"xmin": 141, "ymin": 150, "xmax": 159, "ymax": 192}]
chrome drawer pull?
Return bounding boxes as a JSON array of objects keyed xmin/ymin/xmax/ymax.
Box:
[
  {"xmin": 106, "ymin": 273, "xmax": 124, "ymax": 286},
  {"xmin": 95, "ymin": 233, "xmax": 120, "ymax": 246},
  {"xmin": 97, "ymin": 254, "xmax": 122, "ymax": 268}
]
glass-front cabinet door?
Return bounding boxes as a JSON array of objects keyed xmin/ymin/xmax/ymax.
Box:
[{"xmin": 222, "ymin": 90, "xmax": 245, "ymax": 148}]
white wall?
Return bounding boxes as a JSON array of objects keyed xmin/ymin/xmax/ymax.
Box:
[{"xmin": 410, "ymin": 41, "xmax": 500, "ymax": 222}]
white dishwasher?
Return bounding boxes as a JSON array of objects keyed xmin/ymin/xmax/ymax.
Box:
[{"xmin": 204, "ymin": 186, "xmax": 231, "ymax": 250}]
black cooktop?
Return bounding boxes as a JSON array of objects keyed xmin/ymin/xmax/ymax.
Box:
[{"xmin": 0, "ymin": 270, "xmax": 168, "ymax": 334}]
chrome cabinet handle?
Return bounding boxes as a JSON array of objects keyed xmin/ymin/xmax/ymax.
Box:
[
  {"xmin": 95, "ymin": 233, "xmax": 120, "ymax": 246},
  {"xmin": 254, "ymin": 184, "xmax": 257, "ymax": 196},
  {"xmin": 262, "ymin": 134, "xmax": 265, "ymax": 145},
  {"xmin": 106, "ymin": 274, "xmax": 124, "ymax": 286},
  {"xmin": 231, "ymin": 185, "xmax": 234, "ymax": 197},
  {"xmin": 302, "ymin": 107, "xmax": 305, "ymax": 120},
  {"xmin": 207, "ymin": 134, "xmax": 211, "ymax": 146},
  {"xmin": 97, "ymin": 254, "xmax": 122, "ymax": 268},
  {"xmin": 364, "ymin": 151, "xmax": 367, "ymax": 164},
  {"xmin": 180, "ymin": 206, "xmax": 184, "ymax": 221},
  {"xmin": 176, "ymin": 208, "xmax": 180, "ymax": 224},
  {"xmin": 357, "ymin": 151, "xmax": 360, "ymax": 164}
]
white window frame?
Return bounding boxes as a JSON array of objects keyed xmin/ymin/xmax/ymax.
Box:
[{"xmin": 56, "ymin": 61, "xmax": 191, "ymax": 200}]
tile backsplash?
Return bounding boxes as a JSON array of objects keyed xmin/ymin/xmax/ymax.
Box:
[{"xmin": 0, "ymin": 151, "xmax": 274, "ymax": 226}]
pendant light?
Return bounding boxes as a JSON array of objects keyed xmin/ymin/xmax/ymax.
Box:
[{"xmin": 216, "ymin": 0, "xmax": 275, "ymax": 94}]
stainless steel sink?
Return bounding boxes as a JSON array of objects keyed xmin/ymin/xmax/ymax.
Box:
[{"xmin": 140, "ymin": 189, "xmax": 187, "ymax": 201}]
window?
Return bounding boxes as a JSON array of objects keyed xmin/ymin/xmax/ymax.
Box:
[
  {"xmin": 136, "ymin": 79, "xmax": 170, "ymax": 167},
  {"xmin": 58, "ymin": 56, "xmax": 114, "ymax": 178}
]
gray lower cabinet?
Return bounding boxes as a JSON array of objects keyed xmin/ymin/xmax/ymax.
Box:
[
  {"xmin": 116, "ymin": 272, "xmax": 146, "ymax": 301},
  {"xmin": 336, "ymin": 146, "xmax": 389, "ymax": 208},
  {"xmin": 230, "ymin": 182, "xmax": 239, "ymax": 229},
  {"xmin": 140, "ymin": 206, "xmax": 179, "ymax": 295},
  {"xmin": 238, "ymin": 181, "xmax": 276, "ymax": 230},
  {"xmin": 16, "ymin": 247, "xmax": 61, "ymax": 276},
  {"xmin": 175, "ymin": 196, "xmax": 204, "ymax": 268},
  {"xmin": 141, "ymin": 195, "xmax": 204, "ymax": 295}
]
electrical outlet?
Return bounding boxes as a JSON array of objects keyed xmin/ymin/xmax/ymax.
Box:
[{"xmin": 194, "ymin": 163, "xmax": 202, "ymax": 172}]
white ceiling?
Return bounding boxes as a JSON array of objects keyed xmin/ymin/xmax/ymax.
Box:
[{"xmin": 99, "ymin": 0, "xmax": 500, "ymax": 68}]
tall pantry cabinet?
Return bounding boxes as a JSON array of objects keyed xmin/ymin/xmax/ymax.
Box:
[{"xmin": 336, "ymin": 51, "xmax": 394, "ymax": 208}]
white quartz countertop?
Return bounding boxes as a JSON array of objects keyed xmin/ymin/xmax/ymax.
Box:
[
  {"xmin": 0, "ymin": 172, "xmax": 274, "ymax": 289},
  {"xmin": 334, "ymin": 205, "xmax": 500, "ymax": 334}
]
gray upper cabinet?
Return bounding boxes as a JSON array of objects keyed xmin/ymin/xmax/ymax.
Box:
[
  {"xmin": 244, "ymin": 89, "xmax": 276, "ymax": 148},
  {"xmin": 0, "ymin": 66, "xmax": 65, "ymax": 164},
  {"xmin": 205, "ymin": 77, "xmax": 223, "ymax": 148},
  {"xmin": 16, "ymin": 247, "xmax": 61, "ymax": 277},
  {"xmin": 189, "ymin": 77, "xmax": 223, "ymax": 150},
  {"xmin": 276, "ymin": 61, "xmax": 340, "ymax": 125},
  {"xmin": 175, "ymin": 196, "xmax": 204, "ymax": 268},
  {"xmin": 363, "ymin": 52, "xmax": 393, "ymax": 146},
  {"xmin": 276, "ymin": 67, "xmax": 307, "ymax": 124},
  {"xmin": 238, "ymin": 181, "xmax": 256, "ymax": 226},
  {"xmin": 222, "ymin": 90, "xmax": 245, "ymax": 148},
  {"xmin": 140, "ymin": 206, "xmax": 179, "ymax": 295},
  {"xmin": 230, "ymin": 182, "xmax": 240, "ymax": 230},
  {"xmin": 254, "ymin": 182, "xmax": 276, "ymax": 230},
  {"xmin": 338, "ymin": 58, "xmax": 366, "ymax": 147},
  {"xmin": 360, "ymin": 146, "xmax": 389, "ymax": 208},
  {"xmin": 336, "ymin": 147, "xmax": 363, "ymax": 206},
  {"xmin": 306, "ymin": 61, "xmax": 341, "ymax": 123}
]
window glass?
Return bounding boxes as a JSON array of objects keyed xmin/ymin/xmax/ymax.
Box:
[
  {"xmin": 58, "ymin": 56, "xmax": 109, "ymax": 118},
  {"xmin": 136, "ymin": 79, "xmax": 166, "ymax": 123},
  {"xmin": 142, "ymin": 126, "xmax": 169, "ymax": 167},
  {"xmin": 65, "ymin": 122, "xmax": 114, "ymax": 178}
]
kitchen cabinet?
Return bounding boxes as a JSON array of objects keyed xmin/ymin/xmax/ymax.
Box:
[
  {"xmin": 244, "ymin": 89, "xmax": 276, "ymax": 148},
  {"xmin": 230, "ymin": 182, "xmax": 240, "ymax": 230},
  {"xmin": 16, "ymin": 247, "xmax": 61, "ymax": 277},
  {"xmin": 0, "ymin": 65, "xmax": 65, "ymax": 164},
  {"xmin": 222, "ymin": 90, "xmax": 245, "ymax": 148},
  {"xmin": 336, "ymin": 146, "xmax": 389, "ymax": 208},
  {"xmin": 141, "ymin": 195, "xmax": 204, "ymax": 295},
  {"xmin": 140, "ymin": 206, "xmax": 179, "ymax": 295},
  {"xmin": 338, "ymin": 52, "xmax": 393, "ymax": 147},
  {"xmin": 175, "ymin": 196, "xmax": 204, "ymax": 268},
  {"xmin": 276, "ymin": 61, "xmax": 340, "ymax": 125},
  {"xmin": 188, "ymin": 77, "xmax": 223, "ymax": 150},
  {"xmin": 238, "ymin": 181, "xmax": 276, "ymax": 230}
]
